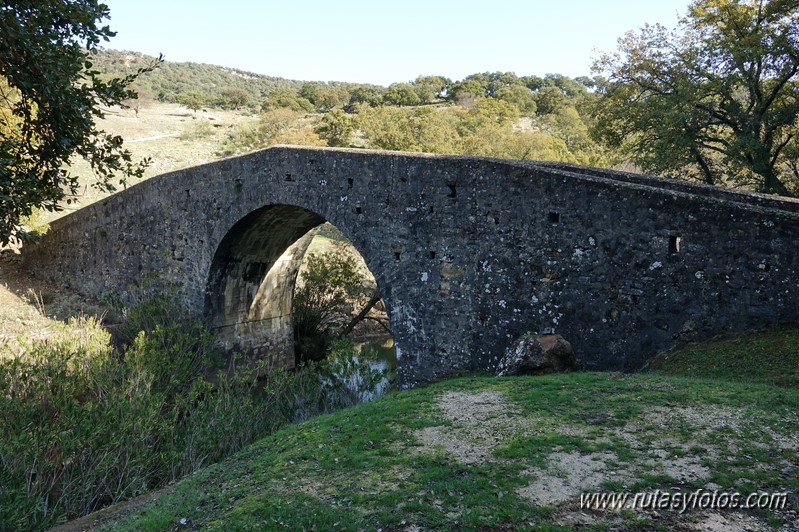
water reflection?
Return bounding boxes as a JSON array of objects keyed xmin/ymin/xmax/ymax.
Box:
[
  {"xmin": 346, "ymin": 336, "xmax": 395, "ymax": 400},
  {"xmin": 355, "ymin": 337, "xmax": 396, "ymax": 369}
]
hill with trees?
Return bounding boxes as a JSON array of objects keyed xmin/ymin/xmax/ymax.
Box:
[
  {"xmin": 92, "ymin": 49, "xmax": 303, "ymax": 110},
  {"xmin": 92, "ymin": 19, "xmax": 799, "ymax": 198},
  {"xmin": 93, "ymin": 50, "xmax": 613, "ymax": 168}
]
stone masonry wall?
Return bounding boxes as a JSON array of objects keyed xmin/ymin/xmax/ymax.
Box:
[{"xmin": 23, "ymin": 146, "xmax": 799, "ymax": 387}]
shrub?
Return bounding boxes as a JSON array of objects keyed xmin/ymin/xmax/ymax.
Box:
[
  {"xmin": 0, "ymin": 301, "xmax": 391, "ymax": 529},
  {"xmin": 179, "ymin": 119, "xmax": 215, "ymax": 141},
  {"xmin": 217, "ymin": 109, "xmax": 323, "ymax": 156}
]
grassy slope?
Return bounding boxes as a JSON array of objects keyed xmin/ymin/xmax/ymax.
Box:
[
  {"xmin": 648, "ymin": 327, "xmax": 799, "ymax": 388},
  {"xmin": 83, "ymin": 330, "xmax": 799, "ymax": 531}
]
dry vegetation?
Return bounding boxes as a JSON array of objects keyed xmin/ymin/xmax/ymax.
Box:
[
  {"xmin": 2, "ymin": 102, "xmax": 260, "ymax": 352},
  {"xmin": 30, "ymin": 102, "xmax": 259, "ymax": 229}
]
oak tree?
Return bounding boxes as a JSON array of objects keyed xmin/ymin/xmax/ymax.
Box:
[
  {"xmin": 593, "ymin": 0, "xmax": 799, "ymax": 195},
  {"xmin": 383, "ymin": 83, "xmax": 421, "ymax": 106},
  {"xmin": 221, "ymin": 87, "xmax": 249, "ymax": 110},
  {"xmin": 261, "ymin": 87, "xmax": 314, "ymax": 113},
  {"xmin": 0, "ymin": 0, "xmax": 160, "ymax": 243},
  {"xmin": 315, "ymin": 109, "xmax": 354, "ymax": 147}
]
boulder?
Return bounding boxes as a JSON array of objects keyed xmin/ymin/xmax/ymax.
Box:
[{"xmin": 495, "ymin": 334, "xmax": 580, "ymax": 376}]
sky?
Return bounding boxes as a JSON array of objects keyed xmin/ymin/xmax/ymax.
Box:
[{"xmin": 102, "ymin": 0, "xmax": 692, "ymax": 86}]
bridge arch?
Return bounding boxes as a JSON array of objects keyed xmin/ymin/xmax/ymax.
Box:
[{"xmin": 204, "ymin": 203, "xmax": 392, "ymax": 369}]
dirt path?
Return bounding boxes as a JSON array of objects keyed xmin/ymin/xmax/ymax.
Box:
[{"xmin": 127, "ymin": 133, "xmax": 180, "ymax": 143}]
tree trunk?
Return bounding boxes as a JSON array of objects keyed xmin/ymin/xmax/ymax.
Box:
[
  {"xmin": 341, "ymin": 292, "xmax": 383, "ymax": 337},
  {"xmin": 758, "ymin": 165, "xmax": 790, "ymax": 196}
]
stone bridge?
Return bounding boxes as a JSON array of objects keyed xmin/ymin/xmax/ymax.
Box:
[{"xmin": 23, "ymin": 146, "xmax": 799, "ymax": 387}]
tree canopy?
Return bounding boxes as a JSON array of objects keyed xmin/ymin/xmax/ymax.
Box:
[
  {"xmin": 593, "ymin": 0, "xmax": 799, "ymax": 195},
  {"xmin": 0, "ymin": 0, "xmax": 160, "ymax": 244}
]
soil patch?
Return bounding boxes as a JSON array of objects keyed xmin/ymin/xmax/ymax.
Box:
[{"xmin": 412, "ymin": 389, "xmax": 795, "ymax": 530}]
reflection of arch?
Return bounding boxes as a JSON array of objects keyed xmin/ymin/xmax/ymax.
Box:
[{"xmin": 204, "ymin": 203, "xmax": 388, "ymax": 370}]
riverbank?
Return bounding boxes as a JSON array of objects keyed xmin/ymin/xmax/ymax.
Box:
[
  {"xmin": 4, "ymin": 246, "xmax": 798, "ymax": 530},
  {"xmin": 66, "ymin": 363, "xmax": 798, "ymax": 530}
]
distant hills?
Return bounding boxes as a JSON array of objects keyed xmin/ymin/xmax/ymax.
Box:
[{"xmin": 94, "ymin": 48, "xmax": 305, "ymax": 107}]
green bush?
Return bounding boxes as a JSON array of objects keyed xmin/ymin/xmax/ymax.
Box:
[
  {"xmin": 218, "ymin": 123, "xmax": 261, "ymax": 155},
  {"xmin": 179, "ymin": 119, "xmax": 215, "ymax": 141},
  {"xmin": 293, "ymin": 243, "xmax": 376, "ymax": 362},
  {"xmin": 0, "ymin": 303, "xmax": 390, "ymax": 530}
]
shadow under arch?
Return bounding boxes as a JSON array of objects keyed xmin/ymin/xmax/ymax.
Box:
[{"xmin": 204, "ymin": 203, "xmax": 389, "ymax": 370}]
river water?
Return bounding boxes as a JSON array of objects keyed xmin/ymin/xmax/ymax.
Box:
[{"xmin": 345, "ymin": 336, "xmax": 396, "ymax": 401}]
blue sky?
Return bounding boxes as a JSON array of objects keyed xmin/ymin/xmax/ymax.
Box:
[{"xmin": 103, "ymin": 0, "xmax": 692, "ymax": 86}]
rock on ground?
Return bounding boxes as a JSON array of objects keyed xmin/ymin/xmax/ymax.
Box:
[{"xmin": 495, "ymin": 334, "xmax": 581, "ymax": 376}]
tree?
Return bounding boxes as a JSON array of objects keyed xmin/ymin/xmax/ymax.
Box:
[
  {"xmin": 315, "ymin": 109, "xmax": 354, "ymax": 147},
  {"xmin": 593, "ymin": 0, "xmax": 799, "ymax": 195},
  {"xmin": 534, "ymin": 86, "xmax": 568, "ymax": 115},
  {"xmin": 451, "ymin": 72, "xmax": 521, "ymax": 98},
  {"xmin": 383, "ymin": 83, "xmax": 421, "ymax": 106},
  {"xmin": 347, "ymin": 85, "xmax": 382, "ymax": 107},
  {"xmin": 298, "ymin": 82, "xmax": 349, "ymax": 111},
  {"xmin": 448, "ymin": 78, "xmax": 486, "ymax": 104},
  {"xmin": 412, "ymin": 75, "xmax": 450, "ymax": 103},
  {"xmin": 181, "ymin": 92, "xmax": 204, "ymax": 114},
  {"xmin": 0, "ymin": 1, "xmax": 161, "ymax": 244},
  {"xmin": 470, "ymin": 97, "xmax": 521, "ymax": 126},
  {"xmin": 126, "ymin": 84, "xmax": 154, "ymax": 117},
  {"xmin": 261, "ymin": 87, "xmax": 314, "ymax": 113},
  {"xmin": 293, "ymin": 240, "xmax": 381, "ymax": 362},
  {"xmin": 543, "ymin": 73, "xmax": 590, "ymax": 98},
  {"xmin": 494, "ymin": 85, "xmax": 537, "ymax": 116},
  {"xmin": 221, "ymin": 87, "xmax": 249, "ymax": 110},
  {"xmin": 540, "ymin": 106, "xmax": 602, "ymax": 165},
  {"xmin": 357, "ymin": 106, "xmax": 461, "ymax": 153}
]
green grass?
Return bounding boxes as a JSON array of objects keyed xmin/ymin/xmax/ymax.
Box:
[
  {"xmin": 648, "ymin": 326, "xmax": 799, "ymax": 387},
  {"xmin": 94, "ymin": 371, "xmax": 799, "ymax": 531}
]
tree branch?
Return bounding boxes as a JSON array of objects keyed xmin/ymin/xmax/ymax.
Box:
[{"xmin": 341, "ymin": 292, "xmax": 383, "ymax": 337}]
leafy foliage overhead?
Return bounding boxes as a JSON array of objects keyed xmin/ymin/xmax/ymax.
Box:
[
  {"xmin": 0, "ymin": 0, "xmax": 161, "ymax": 244},
  {"xmin": 593, "ymin": 0, "xmax": 799, "ymax": 195}
]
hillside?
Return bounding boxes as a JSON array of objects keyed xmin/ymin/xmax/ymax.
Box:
[
  {"xmin": 94, "ymin": 49, "xmax": 304, "ymax": 107},
  {"xmin": 4, "ymin": 101, "xmax": 259, "ymax": 348},
  {"xmin": 59, "ymin": 371, "xmax": 799, "ymax": 531},
  {"xmin": 93, "ymin": 49, "xmax": 387, "ymax": 112},
  {"xmin": 22, "ymin": 101, "xmax": 259, "ymax": 231}
]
